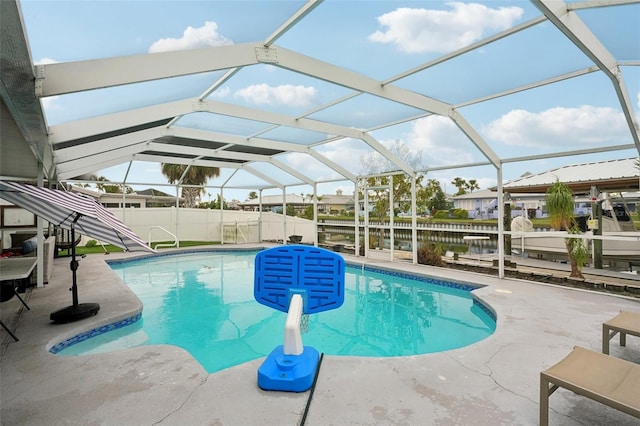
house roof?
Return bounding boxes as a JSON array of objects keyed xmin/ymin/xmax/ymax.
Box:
[{"xmin": 501, "ymin": 158, "xmax": 639, "ymax": 194}]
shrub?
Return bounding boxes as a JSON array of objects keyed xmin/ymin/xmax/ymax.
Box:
[
  {"xmin": 85, "ymin": 239, "xmax": 97, "ymax": 248},
  {"xmin": 434, "ymin": 210, "xmax": 449, "ymax": 219},
  {"xmin": 417, "ymin": 244, "xmax": 444, "ymax": 267},
  {"xmin": 452, "ymin": 208, "xmax": 468, "ymax": 219}
]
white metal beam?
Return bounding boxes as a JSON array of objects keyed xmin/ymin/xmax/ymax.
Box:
[
  {"xmin": 263, "ymin": 0, "xmax": 322, "ymax": 46},
  {"xmin": 134, "ymin": 154, "xmax": 242, "ymax": 170},
  {"xmin": 268, "ymin": 46, "xmax": 452, "ymax": 116},
  {"xmin": 49, "ymin": 100, "xmax": 192, "ymax": 143},
  {"xmin": 49, "ymin": 96, "xmax": 379, "ymax": 152},
  {"xmin": 171, "ymin": 127, "xmax": 310, "ymax": 153},
  {"xmin": 269, "ymin": 158, "xmax": 315, "ymax": 186},
  {"xmin": 307, "ymin": 149, "xmax": 357, "ymax": 182},
  {"xmin": 57, "ymin": 148, "xmax": 143, "ymax": 180},
  {"xmin": 36, "ymin": 43, "xmax": 259, "ymax": 97},
  {"xmin": 54, "ymin": 128, "xmax": 162, "ymax": 162},
  {"xmin": 386, "ymin": 15, "xmax": 546, "ymax": 84},
  {"xmin": 241, "ymin": 165, "xmax": 285, "ymax": 189},
  {"xmin": 360, "ymin": 133, "xmax": 415, "ymax": 177},
  {"xmin": 146, "ymin": 142, "xmax": 272, "ymax": 163},
  {"xmin": 532, "ymin": 0, "xmax": 640, "ymax": 151},
  {"xmin": 449, "ymin": 110, "xmax": 501, "ymax": 168}
]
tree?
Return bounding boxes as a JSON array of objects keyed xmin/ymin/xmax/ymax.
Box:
[
  {"xmin": 359, "ymin": 140, "xmax": 426, "ymax": 247},
  {"xmin": 161, "ymin": 164, "xmax": 220, "ymax": 208},
  {"xmin": 417, "ymin": 179, "xmax": 448, "ymax": 214},
  {"xmin": 427, "ymin": 185, "xmax": 449, "ymax": 213},
  {"xmin": 545, "ymin": 179, "xmax": 588, "ymax": 279},
  {"xmin": 302, "ymin": 204, "xmax": 314, "ymax": 220},
  {"xmin": 197, "ymin": 194, "xmax": 226, "ymax": 210},
  {"xmin": 77, "ymin": 174, "xmax": 132, "ymax": 193},
  {"xmin": 451, "ymin": 177, "xmax": 468, "ymax": 196},
  {"xmin": 466, "ymin": 179, "xmax": 479, "ymax": 193},
  {"xmin": 248, "ymin": 191, "xmax": 258, "ymax": 200}
]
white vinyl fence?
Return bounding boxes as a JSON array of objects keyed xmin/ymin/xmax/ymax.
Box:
[{"xmin": 105, "ymin": 207, "xmax": 316, "ymax": 247}]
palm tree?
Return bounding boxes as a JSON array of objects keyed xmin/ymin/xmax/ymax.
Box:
[
  {"xmin": 161, "ymin": 164, "xmax": 220, "ymax": 208},
  {"xmin": 545, "ymin": 179, "xmax": 588, "ymax": 279},
  {"xmin": 466, "ymin": 179, "xmax": 479, "ymax": 193},
  {"xmin": 451, "ymin": 177, "xmax": 467, "ymax": 196}
]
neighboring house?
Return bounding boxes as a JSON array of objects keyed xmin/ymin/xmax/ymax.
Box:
[
  {"xmin": 502, "ymin": 158, "xmax": 639, "ymax": 195},
  {"xmin": 453, "ymin": 189, "xmax": 498, "ymax": 218},
  {"xmin": 457, "ymin": 158, "xmax": 640, "ymax": 220},
  {"xmin": 238, "ymin": 190, "xmax": 354, "ymax": 215},
  {"xmin": 316, "ymin": 190, "xmax": 354, "ymax": 214},
  {"xmin": 135, "ymin": 188, "xmax": 181, "ymax": 207},
  {"xmin": 69, "ymin": 186, "xmax": 183, "ymax": 208},
  {"xmin": 454, "ymin": 189, "xmax": 545, "ymax": 219}
]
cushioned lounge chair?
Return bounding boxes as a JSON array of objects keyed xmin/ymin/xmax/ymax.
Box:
[
  {"xmin": 540, "ymin": 346, "xmax": 640, "ymax": 426},
  {"xmin": 603, "ymin": 310, "xmax": 640, "ymax": 355}
]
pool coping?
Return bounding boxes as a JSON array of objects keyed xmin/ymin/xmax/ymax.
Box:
[{"xmin": 3, "ymin": 244, "xmax": 640, "ymax": 425}]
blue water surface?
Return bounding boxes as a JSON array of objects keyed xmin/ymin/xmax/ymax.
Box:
[{"xmin": 55, "ymin": 250, "xmax": 495, "ymax": 373}]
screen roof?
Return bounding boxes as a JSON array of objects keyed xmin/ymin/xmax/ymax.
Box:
[{"xmin": 2, "ymin": 0, "xmax": 639, "ymax": 199}]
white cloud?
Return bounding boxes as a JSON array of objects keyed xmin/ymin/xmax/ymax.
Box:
[
  {"xmin": 34, "ymin": 57, "xmax": 58, "ymax": 65},
  {"xmin": 149, "ymin": 21, "xmax": 232, "ymax": 53},
  {"xmin": 369, "ymin": 2, "xmax": 523, "ymax": 53},
  {"xmin": 234, "ymin": 83, "xmax": 318, "ymax": 107},
  {"xmin": 407, "ymin": 116, "xmax": 475, "ymax": 165},
  {"xmin": 483, "ymin": 105, "xmax": 629, "ymax": 147},
  {"xmin": 210, "ymin": 86, "xmax": 231, "ymax": 99}
]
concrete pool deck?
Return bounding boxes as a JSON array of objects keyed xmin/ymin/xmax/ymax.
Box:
[{"xmin": 1, "ymin": 246, "xmax": 639, "ymax": 425}]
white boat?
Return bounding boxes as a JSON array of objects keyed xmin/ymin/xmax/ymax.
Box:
[{"xmin": 511, "ymin": 203, "xmax": 640, "ymax": 262}]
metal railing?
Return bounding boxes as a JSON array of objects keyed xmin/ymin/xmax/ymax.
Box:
[{"xmin": 148, "ymin": 226, "xmax": 178, "ymax": 250}]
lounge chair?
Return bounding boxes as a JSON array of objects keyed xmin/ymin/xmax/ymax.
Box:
[
  {"xmin": 603, "ymin": 310, "xmax": 640, "ymax": 355},
  {"xmin": 540, "ymin": 346, "xmax": 640, "ymax": 426}
]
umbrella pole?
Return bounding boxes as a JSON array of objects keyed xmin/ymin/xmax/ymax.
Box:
[
  {"xmin": 50, "ymin": 214, "xmax": 100, "ymax": 323},
  {"xmin": 70, "ymin": 219, "xmax": 79, "ymax": 307}
]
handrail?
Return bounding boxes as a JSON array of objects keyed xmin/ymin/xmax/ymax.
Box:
[{"xmin": 148, "ymin": 226, "xmax": 178, "ymax": 250}]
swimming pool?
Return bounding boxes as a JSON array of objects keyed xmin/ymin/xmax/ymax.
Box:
[{"xmin": 53, "ymin": 250, "xmax": 496, "ymax": 373}]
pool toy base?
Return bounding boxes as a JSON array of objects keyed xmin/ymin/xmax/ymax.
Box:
[{"xmin": 257, "ymin": 345, "xmax": 319, "ymax": 392}]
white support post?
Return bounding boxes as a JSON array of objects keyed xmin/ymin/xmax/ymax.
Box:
[
  {"xmin": 389, "ymin": 178, "xmax": 394, "ymax": 262},
  {"xmin": 497, "ymin": 166, "xmax": 505, "ymax": 279},
  {"xmin": 411, "ymin": 176, "xmax": 417, "ymax": 264},
  {"xmin": 313, "ymin": 183, "xmax": 318, "ymax": 247},
  {"xmin": 36, "ymin": 166, "xmax": 44, "ymax": 288},
  {"xmin": 364, "ymin": 185, "xmax": 369, "ymax": 258},
  {"xmin": 220, "ymin": 187, "xmax": 224, "ymax": 244},
  {"xmin": 282, "ymin": 188, "xmax": 287, "ymax": 243},
  {"xmin": 354, "ymin": 182, "xmax": 360, "ymax": 257},
  {"xmin": 283, "ymin": 294, "xmax": 304, "ymax": 356},
  {"xmin": 259, "ymin": 189, "xmax": 263, "ymax": 242}
]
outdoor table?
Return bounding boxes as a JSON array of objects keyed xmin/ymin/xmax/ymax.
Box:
[
  {"xmin": 0, "ymin": 257, "xmax": 36, "ymax": 340},
  {"xmin": 1, "ymin": 256, "xmax": 37, "ymax": 284}
]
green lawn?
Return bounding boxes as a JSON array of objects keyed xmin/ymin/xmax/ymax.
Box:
[{"xmin": 74, "ymin": 240, "xmax": 220, "ymax": 255}]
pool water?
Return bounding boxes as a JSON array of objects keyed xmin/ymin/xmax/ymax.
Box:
[{"xmin": 55, "ymin": 250, "xmax": 496, "ymax": 373}]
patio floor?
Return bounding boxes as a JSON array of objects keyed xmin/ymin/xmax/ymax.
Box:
[{"xmin": 1, "ymin": 246, "xmax": 639, "ymax": 426}]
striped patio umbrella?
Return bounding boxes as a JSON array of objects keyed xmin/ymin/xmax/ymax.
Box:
[
  {"xmin": 0, "ymin": 181, "xmax": 155, "ymax": 323},
  {"xmin": 0, "ymin": 181, "xmax": 153, "ymax": 252}
]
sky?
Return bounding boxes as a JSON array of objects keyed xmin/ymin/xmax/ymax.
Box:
[{"xmin": 19, "ymin": 0, "xmax": 640, "ymax": 202}]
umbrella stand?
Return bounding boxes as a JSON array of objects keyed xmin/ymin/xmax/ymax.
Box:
[{"xmin": 50, "ymin": 214, "xmax": 100, "ymax": 323}]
